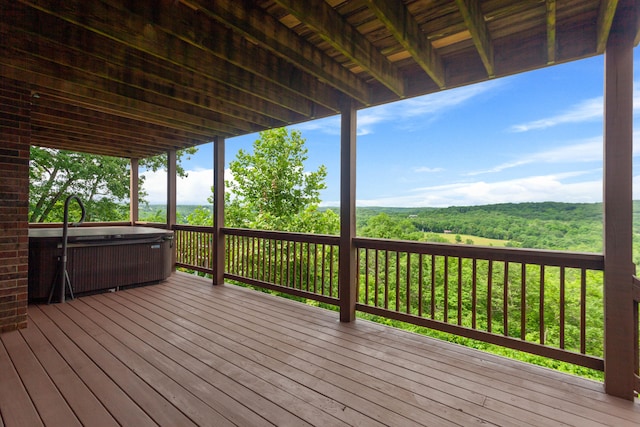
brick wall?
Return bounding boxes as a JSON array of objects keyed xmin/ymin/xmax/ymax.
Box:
[{"xmin": 0, "ymin": 78, "xmax": 30, "ymax": 332}]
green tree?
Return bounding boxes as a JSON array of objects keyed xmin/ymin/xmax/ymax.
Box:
[
  {"xmin": 225, "ymin": 128, "xmax": 338, "ymax": 233},
  {"xmin": 29, "ymin": 146, "xmax": 196, "ymax": 223}
]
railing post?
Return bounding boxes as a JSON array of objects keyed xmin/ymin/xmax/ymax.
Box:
[
  {"xmin": 167, "ymin": 149, "xmax": 177, "ymax": 271},
  {"xmin": 603, "ymin": 0, "xmax": 637, "ymax": 400},
  {"xmin": 213, "ymin": 136, "xmax": 225, "ymax": 286},
  {"xmin": 339, "ymin": 101, "xmax": 357, "ymax": 322},
  {"xmin": 129, "ymin": 157, "xmax": 139, "ymax": 225}
]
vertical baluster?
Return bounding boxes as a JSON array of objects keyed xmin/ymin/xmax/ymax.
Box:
[
  {"xmin": 306, "ymin": 243, "xmax": 311, "ymax": 291},
  {"xmin": 487, "ymin": 260, "xmax": 493, "ymax": 333},
  {"xmin": 365, "ymin": 248, "xmax": 370, "ymax": 304},
  {"xmin": 228, "ymin": 234, "xmax": 233, "ymax": 273},
  {"xmin": 257, "ymin": 237, "xmax": 263, "ymax": 280},
  {"xmin": 406, "ymin": 252, "xmax": 411, "ymax": 314},
  {"xmin": 472, "ymin": 259, "xmax": 477, "ymax": 330},
  {"xmin": 384, "ymin": 250, "xmax": 390, "ymax": 310},
  {"xmin": 321, "ymin": 244, "xmax": 326, "ymax": 295},
  {"xmin": 560, "ymin": 266, "xmax": 566, "ymax": 349},
  {"xmin": 430, "ymin": 254, "xmax": 436, "ymax": 320},
  {"xmin": 580, "ymin": 268, "xmax": 587, "ymax": 354},
  {"xmin": 395, "ymin": 252, "xmax": 401, "ymax": 312},
  {"xmin": 289, "ymin": 241, "xmax": 294, "ymax": 288},
  {"xmin": 329, "ymin": 245, "xmax": 334, "ymax": 297},
  {"xmin": 279, "ymin": 240, "xmax": 285, "ymax": 285},
  {"xmin": 313, "ymin": 243, "xmax": 318, "ymax": 294},
  {"xmin": 418, "ymin": 254, "xmax": 424, "ymax": 317},
  {"xmin": 443, "ymin": 255, "xmax": 449, "ymax": 322},
  {"xmin": 540, "ymin": 265, "xmax": 545, "ymax": 345},
  {"xmin": 374, "ymin": 249, "xmax": 380, "ymax": 307},
  {"xmin": 294, "ymin": 241, "xmax": 299, "ymax": 289},
  {"xmin": 242, "ymin": 236, "xmax": 247, "ymax": 277},
  {"xmin": 521, "ymin": 263, "xmax": 526, "ymax": 340},
  {"xmin": 252, "ymin": 237, "xmax": 257, "ymax": 278},
  {"xmin": 504, "ymin": 261, "xmax": 509, "ymax": 336},
  {"xmin": 457, "ymin": 257, "xmax": 462, "ymax": 326}
]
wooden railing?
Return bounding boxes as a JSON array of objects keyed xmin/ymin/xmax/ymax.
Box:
[
  {"xmin": 172, "ymin": 224, "xmax": 606, "ymax": 370},
  {"xmin": 224, "ymin": 228, "xmax": 340, "ymax": 305},
  {"xmin": 173, "ymin": 224, "xmax": 214, "ymax": 274},
  {"xmin": 354, "ymin": 238, "xmax": 605, "ymax": 370}
]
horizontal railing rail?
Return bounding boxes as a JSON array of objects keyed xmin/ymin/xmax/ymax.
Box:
[
  {"xmin": 171, "ymin": 224, "xmax": 606, "ymax": 370},
  {"xmin": 354, "ymin": 237, "xmax": 605, "ymax": 370},
  {"xmin": 223, "ymin": 228, "xmax": 340, "ymax": 305}
]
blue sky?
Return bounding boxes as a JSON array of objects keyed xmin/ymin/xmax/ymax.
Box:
[{"xmin": 143, "ymin": 46, "xmax": 639, "ymax": 208}]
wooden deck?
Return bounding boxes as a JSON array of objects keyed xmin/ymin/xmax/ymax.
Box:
[{"xmin": 1, "ymin": 273, "xmax": 639, "ymax": 426}]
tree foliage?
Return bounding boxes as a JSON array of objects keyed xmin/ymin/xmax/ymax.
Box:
[
  {"xmin": 225, "ymin": 128, "xmax": 338, "ymax": 233},
  {"xmin": 29, "ymin": 146, "xmax": 196, "ymax": 223}
]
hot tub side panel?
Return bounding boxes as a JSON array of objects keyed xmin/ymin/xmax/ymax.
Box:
[{"xmin": 29, "ymin": 232, "xmax": 173, "ymax": 302}]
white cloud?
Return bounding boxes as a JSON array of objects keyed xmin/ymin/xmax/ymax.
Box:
[
  {"xmin": 468, "ymin": 137, "xmax": 603, "ymax": 176},
  {"xmin": 141, "ymin": 168, "xmax": 232, "ymax": 205},
  {"xmin": 295, "ymin": 79, "xmax": 501, "ymax": 136},
  {"xmin": 413, "ymin": 166, "xmax": 444, "ymax": 173},
  {"xmin": 509, "ymin": 81, "xmax": 640, "ymax": 132},
  {"xmin": 509, "ymin": 97, "xmax": 603, "ymax": 132},
  {"xmin": 354, "ymin": 172, "xmax": 602, "ymax": 208}
]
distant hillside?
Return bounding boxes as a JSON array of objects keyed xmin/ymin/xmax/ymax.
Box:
[{"xmin": 142, "ymin": 201, "xmax": 640, "ymax": 258}]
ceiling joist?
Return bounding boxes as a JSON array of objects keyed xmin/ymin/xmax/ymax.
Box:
[
  {"xmin": 273, "ymin": 0, "xmax": 406, "ymax": 98},
  {"xmin": 455, "ymin": 0, "xmax": 495, "ymax": 78},
  {"xmin": 185, "ymin": 0, "xmax": 372, "ymax": 106},
  {"xmin": 364, "ymin": 0, "xmax": 446, "ymax": 89},
  {"xmin": 597, "ymin": 0, "xmax": 619, "ymax": 53},
  {"xmin": 546, "ymin": 0, "xmax": 557, "ymax": 64}
]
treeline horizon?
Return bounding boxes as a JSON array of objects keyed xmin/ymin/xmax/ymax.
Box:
[{"xmin": 140, "ymin": 200, "xmax": 640, "ymax": 264}]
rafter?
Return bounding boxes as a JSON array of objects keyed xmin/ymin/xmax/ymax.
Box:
[
  {"xmin": 597, "ymin": 0, "xmax": 619, "ymax": 53},
  {"xmin": 273, "ymin": 0, "xmax": 405, "ymax": 97},
  {"xmin": 455, "ymin": 0, "xmax": 494, "ymax": 78},
  {"xmin": 546, "ymin": 0, "xmax": 556, "ymax": 64},
  {"xmin": 364, "ymin": 0, "xmax": 445, "ymax": 89},
  {"xmin": 184, "ymin": 0, "xmax": 371, "ymax": 105}
]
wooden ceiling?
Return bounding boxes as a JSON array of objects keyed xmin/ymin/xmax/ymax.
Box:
[{"xmin": 1, "ymin": 0, "xmax": 638, "ymax": 158}]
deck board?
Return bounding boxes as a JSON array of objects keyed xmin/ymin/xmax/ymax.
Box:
[{"xmin": 2, "ymin": 272, "xmax": 640, "ymax": 427}]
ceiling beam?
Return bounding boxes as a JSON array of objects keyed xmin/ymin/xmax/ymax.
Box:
[
  {"xmin": 273, "ymin": 0, "xmax": 405, "ymax": 98},
  {"xmin": 364, "ymin": 0, "xmax": 445, "ymax": 89},
  {"xmin": 185, "ymin": 0, "xmax": 371, "ymax": 105},
  {"xmin": 597, "ymin": 0, "xmax": 619, "ymax": 53},
  {"xmin": 454, "ymin": 0, "xmax": 494, "ymax": 78},
  {"xmin": 634, "ymin": 0, "xmax": 640, "ymax": 45},
  {"xmin": 546, "ymin": 0, "xmax": 556, "ymax": 64}
]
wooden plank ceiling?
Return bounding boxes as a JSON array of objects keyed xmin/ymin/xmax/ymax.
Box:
[{"xmin": 0, "ymin": 0, "xmax": 635, "ymax": 158}]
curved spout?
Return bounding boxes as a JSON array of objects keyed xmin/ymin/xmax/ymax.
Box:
[{"xmin": 64, "ymin": 194, "xmax": 86, "ymax": 227}]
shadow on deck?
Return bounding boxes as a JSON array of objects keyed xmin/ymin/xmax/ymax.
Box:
[{"xmin": 1, "ymin": 272, "xmax": 639, "ymax": 426}]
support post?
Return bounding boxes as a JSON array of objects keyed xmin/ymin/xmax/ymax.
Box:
[
  {"xmin": 167, "ymin": 149, "xmax": 177, "ymax": 271},
  {"xmin": 603, "ymin": 0, "xmax": 637, "ymax": 400},
  {"xmin": 213, "ymin": 137, "xmax": 225, "ymax": 286},
  {"xmin": 339, "ymin": 101, "xmax": 357, "ymax": 322},
  {"xmin": 129, "ymin": 158, "xmax": 139, "ymax": 225}
]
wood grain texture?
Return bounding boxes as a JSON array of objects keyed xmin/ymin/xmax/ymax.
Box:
[{"xmin": 2, "ymin": 272, "xmax": 639, "ymax": 426}]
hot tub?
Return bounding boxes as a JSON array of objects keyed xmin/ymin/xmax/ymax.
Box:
[{"xmin": 28, "ymin": 226, "xmax": 174, "ymax": 302}]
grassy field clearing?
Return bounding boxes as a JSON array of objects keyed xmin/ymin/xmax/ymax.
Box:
[{"xmin": 428, "ymin": 232, "xmax": 509, "ymax": 246}]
